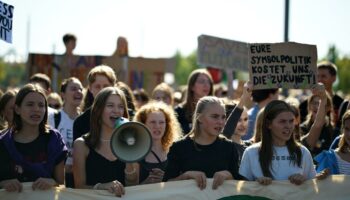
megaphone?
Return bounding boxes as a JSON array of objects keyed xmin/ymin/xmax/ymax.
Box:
[{"xmin": 110, "ymin": 117, "xmax": 152, "ymax": 163}]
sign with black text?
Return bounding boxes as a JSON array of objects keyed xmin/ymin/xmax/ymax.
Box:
[
  {"xmin": 197, "ymin": 34, "xmax": 248, "ymax": 71},
  {"xmin": 0, "ymin": 1, "xmax": 14, "ymax": 43},
  {"xmin": 248, "ymin": 42, "xmax": 317, "ymax": 89}
]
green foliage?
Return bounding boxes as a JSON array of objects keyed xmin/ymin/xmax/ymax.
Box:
[
  {"xmin": 321, "ymin": 45, "xmax": 350, "ymax": 95},
  {"xmin": 0, "ymin": 58, "xmax": 26, "ymax": 90},
  {"xmin": 326, "ymin": 44, "xmax": 339, "ymax": 64},
  {"xmin": 174, "ymin": 51, "xmax": 198, "ymax": 86},
  {"xmin": 336, "ymin": 57, "xmax": 350, "ymax": 95}
]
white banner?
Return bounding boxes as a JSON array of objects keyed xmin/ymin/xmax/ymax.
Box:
[{"xmin": 1, "ymin": 175, "xmax": 348, "ymax": 200}]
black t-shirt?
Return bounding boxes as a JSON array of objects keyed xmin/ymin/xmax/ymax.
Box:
[
  {"xmin": 163, "ymin": 136, "xmax": 242, "ymax": 181},
  {"xmin": 0, "ymin": 132, "xmax": 66, "ymax": 182},
  {"xmin": 174, "ymin": 105, "xmax": 191, "ymax": 135},
  {"xmin": 73, "ymin": 108, "xmax": 91, "ymax": 141}
]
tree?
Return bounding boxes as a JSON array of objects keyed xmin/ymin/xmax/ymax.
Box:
[
  {"xmin": 0, "ymin": 56, "xmax": 26, "ymax": 90},
  {"xmin": 336, "ymin": 57, "xmax": 350, "ymax": 95},
  {"xmin": 326, "ymin": 44, "xmax": 339, "ymax": 64},
  {"xmin": 174, "ymin": 51, "xmax": 198, "ymax": 87}
]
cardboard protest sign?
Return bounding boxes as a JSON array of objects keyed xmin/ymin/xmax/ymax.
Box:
[
  {"xmin": 197, "ymin": 34, "xmax": 248, "ymax": 72},
  {"xmin": 27, "ymin": 54, "xmax": 103, "ymax": 91},
  {"xmin": 248, "ymin": 42, "xmax": 317, "ymax": 90},
  {"xmin": 103, "ymin": 56, "xmax": 168, "ymax": 93},
  {"xmin": 0, "ymin": 1, "xmax": 14, "ymax": 43}
]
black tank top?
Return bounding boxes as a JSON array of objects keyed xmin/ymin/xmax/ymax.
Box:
[
  {"xmin": 85, "ymin": 145, "xmax": 125, "ymax": 185},
  {"xmin": 139, "ymin": 150, "xmax": 168, "ymax": 183}
]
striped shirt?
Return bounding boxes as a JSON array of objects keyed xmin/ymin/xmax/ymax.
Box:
[{"xmin": 335, "ymin": 153, "xmax": 350, "ymax": 175}]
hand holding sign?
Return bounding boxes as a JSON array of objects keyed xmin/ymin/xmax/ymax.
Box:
[{"xmin": 312, "ymin": 83, "xmax": 327, "ymax": 101}]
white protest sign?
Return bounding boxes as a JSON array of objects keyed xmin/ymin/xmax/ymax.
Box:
[
  {"xmin": 0, "ymin": 1, "xmax": 14, "ymax": 43},
  {"xmin": 197, "ymin": 34, "xmax": 248, "ymax": 72},
  {"xmin": 248, "ymin": 42, "xmax": 317, "ymax": 89}
]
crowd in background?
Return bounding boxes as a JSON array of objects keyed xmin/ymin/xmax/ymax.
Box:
[{"xmin": 0, "ymin": 34, "xmax": 349, "ymax": 197}]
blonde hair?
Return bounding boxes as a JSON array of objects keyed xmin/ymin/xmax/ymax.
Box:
[
  {"xmin": 151, "ymin": 82, "xmax": 174, "ymax": 106},
  {"xmin": 253, "ymin": 108, "xmax": 264, "ymax": 143},
  {"xmin": 189, "ymin": 96, "xmax": 225, "ymax": 138}
]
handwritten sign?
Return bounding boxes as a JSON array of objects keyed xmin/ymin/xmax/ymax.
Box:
[
  {"xmin": 197, "ymin": 34, "xmax": 248, "ymax": 72},
  {"xmin": 248, "ymin": 42, "xmax": 317, "ymax": 89},
  {"xmin": 0, "ymin": 1, "xmax": 14, "ymax": 43}
]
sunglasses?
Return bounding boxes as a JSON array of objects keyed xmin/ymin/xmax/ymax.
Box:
[{"xmin": 49, "ymin": 104, "xmax": 61, "ymax": 109}]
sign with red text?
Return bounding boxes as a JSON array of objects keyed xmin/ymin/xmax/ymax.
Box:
[{"xmin": 248, "ymin": 42, "xmax": 317, "ymax": 90}]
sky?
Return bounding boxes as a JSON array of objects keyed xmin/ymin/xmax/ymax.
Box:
[{"xmin": 1, "ymin": 0, "xmax": 350, "ymax": 62}]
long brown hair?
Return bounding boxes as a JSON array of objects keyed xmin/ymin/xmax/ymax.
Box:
[
  {"xmin": 259, "ymin": 100, "xmax": 302, "ymax": 178},
  {"xmin": 84, "ymin": 87, "xmax": 129, "ymax": 149},
  {"xmin": 338, "ymin": 110, "xmax": 350, "ymax": 153},
  {"xmin": 181, "ymin": 69, "xmax": 214, "ymax": 121},
  {"xmin": 12, "ymin": 84, "xmax": 49, "ymax": 134}
]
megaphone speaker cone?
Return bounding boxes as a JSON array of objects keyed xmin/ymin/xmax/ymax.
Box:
[{"xmin": 110, "ymin": 121, "xmax": 152, "ymax": 163}]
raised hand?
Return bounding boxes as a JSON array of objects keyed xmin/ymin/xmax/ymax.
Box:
[
  {"xmin": 237, "ymin": 81, "xmax": 253, "ymax": 109},
  {"xmin": 312, "ymin": 83, "xmax": 327, "ymax": 101}
]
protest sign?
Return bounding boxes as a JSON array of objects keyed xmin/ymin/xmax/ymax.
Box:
[
  {"xmin": 248, "ymin": 42, "xmax": 317, "ymax": 89},
  {"xmin": 197, "ymin": 34, "xmax": 248, "ymax": 72},
  {"xmin": 0, "ymin": 1, "xmax": 14, "ymax": 43}
]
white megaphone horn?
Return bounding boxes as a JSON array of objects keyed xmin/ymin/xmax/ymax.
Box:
[{"xmin": 110, "ymin": 117, "xmax": 152, "ymax": 163}]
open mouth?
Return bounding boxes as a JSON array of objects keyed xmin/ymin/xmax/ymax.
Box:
[
  {"xmin": 73, "ymin": 96, "xmax": 82, "ymax": 101},
  {"xmin": 214, "ymin": 127, "xmax": 222, "ymax": 132},
  {"xmin": 152, "ymin": 130, "xmax": 162, "ymax": 136},
  {"xmin": 30, "ymin": 114, "xmax": 42, "ymax": 121},
  {"xmin": 282, "ymin": 130, "xmax": 292, "ymax": 136}
]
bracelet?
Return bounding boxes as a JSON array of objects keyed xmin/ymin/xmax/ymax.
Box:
[{"xmin": 93, "ymin": 183, "xmax": 101, "ymax": 190}]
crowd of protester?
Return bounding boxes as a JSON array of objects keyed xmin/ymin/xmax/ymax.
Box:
[{"xmin": 0, "ymin": 35, "xmax": 348, "ymax": 197}]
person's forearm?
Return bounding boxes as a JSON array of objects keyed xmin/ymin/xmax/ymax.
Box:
[{"xmin": 222, "ymin": 107, "xmax": 243, "ymax": 138}]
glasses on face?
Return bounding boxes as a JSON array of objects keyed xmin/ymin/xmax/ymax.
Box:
[
  {"xmin": 196, "ymin": 78, "xmax": 211, "ymax": 85},
  {"xmin": 49, "ymin": 104, "xmax": 61, "ymax": 109},
  {"xmin": 310, "ymin": 100, "xmax": 320, "ymax": 107}
]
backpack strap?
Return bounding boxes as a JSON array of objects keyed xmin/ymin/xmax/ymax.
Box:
[{"xmin": 54, "ymin": 111, "xmax": 61, "ymax": 129}]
